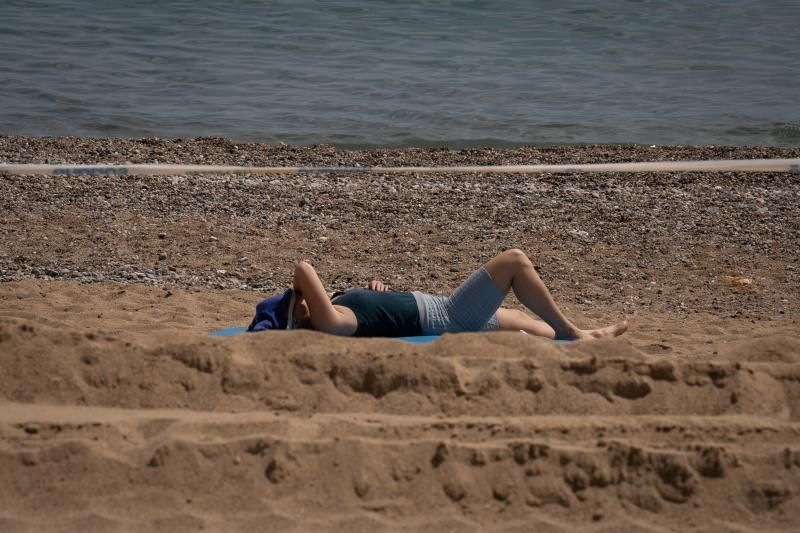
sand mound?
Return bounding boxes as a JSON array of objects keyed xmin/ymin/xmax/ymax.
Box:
[
  {"xmin": 1, "ymin": 280, "xmax": 800, "ymax": 531},
  {"xmin": 2, "ymin": 403, "xmax": 799, "ymax": 532},
  {"xmin": 2, "ymin": 316, "xmax": 800, "ymax": 421}
]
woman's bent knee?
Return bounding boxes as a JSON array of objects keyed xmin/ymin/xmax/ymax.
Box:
[
  {"xmin": 502, "ymin": 248, "xmax": 532, "ymax": 267},
  {"xmin": 485, "ymin": 249, "xmax": 532, "ymax": 288}
]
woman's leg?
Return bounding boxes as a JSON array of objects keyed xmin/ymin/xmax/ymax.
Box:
[
  {"xmin": 484, "ymin": 249, "xmax": 627, "ymax": 341},
  {"xmin": 495, "ymin": 308, "xmax": 556, "ymax": 338},
  {"xmin": 439, "ymin": 267, "xmax": 507, "ymax": 333}
]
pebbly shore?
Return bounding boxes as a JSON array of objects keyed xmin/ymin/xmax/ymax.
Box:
[{"xmin": 1, "ymin": 135, "xmax": 798, "ymax": 320}]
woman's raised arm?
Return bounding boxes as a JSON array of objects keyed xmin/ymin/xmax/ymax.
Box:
[{"xmin": 293, "ymin": 261, "xmax": 354, "ymax": 335}]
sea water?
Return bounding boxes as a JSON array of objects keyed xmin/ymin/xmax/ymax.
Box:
[{"xmin": 1, "ymin": 0, "xmax": 798, "ymax": 147}]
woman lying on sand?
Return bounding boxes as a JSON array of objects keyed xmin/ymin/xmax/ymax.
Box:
[{"xmin": 249, "ymin": 249, "xmax": 628, "ymax": 341}]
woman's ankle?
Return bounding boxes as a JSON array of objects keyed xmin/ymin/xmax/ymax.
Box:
[{"xmin": 554, "ymin": 326, "xmax": 580, "ymax": 341}]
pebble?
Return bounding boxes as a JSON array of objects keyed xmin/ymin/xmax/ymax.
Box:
[{"xmin": 442, "ymin": 480, "xmax": 466, "ymax": 501}]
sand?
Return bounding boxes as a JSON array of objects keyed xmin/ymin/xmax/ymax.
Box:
[{"xmin": 1, "ymin": 136, "xmax": 799, "ymax": 532}]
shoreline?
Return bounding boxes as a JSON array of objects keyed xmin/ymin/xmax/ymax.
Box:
[{"xmin": 2, "ymin": 134, "xmax": 799, "ymax": 167}]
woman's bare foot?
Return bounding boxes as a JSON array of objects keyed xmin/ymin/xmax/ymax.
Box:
[{"xmin": 558, "ymin": 316, "xmax": 629, "ymax": 341}]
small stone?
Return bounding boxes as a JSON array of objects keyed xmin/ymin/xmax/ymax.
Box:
[
  {"xmin": 147, "ymin": 448, "xmax": 168, "ymax": 467},
  {"xmin": 492, "ymin": 483, "xmax": 512, "ymax": 501},
  {"xmin": 353, "ymin": 476, "xmax": 370, "ymax": 498},
  {"xmin": 469, "ymin": 450, "xmax": 486, "ymax": 466},
  {"xmin": 20, "ymin": 452, "xmax": 37, "ymax": 466},
  {"xmin": 431, "ymin": 442, "xmax": 448, "ymax": 468},
  {"xmin": 442, "ymin": 480, "xmax": 466, "ymax": 501},
  {"xmin": 526, "ymin": 375, "xmax": 543, "ymax": 392},
  {"xmin": 81, "ymin": 354, "xmax": 99, "ymax": 365},
  {"xmin": 233, "ymin": 455, "xmax": 242, "ymax": 465},
  {"xmin": 265, "ymin": 458, "xmax": 286, "ymax": 483},
  {"xmin": 209, "ymin": 236, "xmax": 218, "ymax": 242},
  {"xmin": 512, "ymin": 443, "xmax": 528, "ymax": 465},
  {"xmin": 158, "ymin": 252, "xmax": 167, "ymax": 261},
  {"xmin": 158, "ymin": 232, "xmax": 166, "ymax": 239},
  {"xmin": 525, "ymin": 494, "xmax": 542, "ymax": 507}
]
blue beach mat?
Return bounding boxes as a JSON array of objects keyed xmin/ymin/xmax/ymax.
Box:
[
  {"xmin": 209, "ymin": 327, "xmax": 249, "ymax": 337},
  {"xmin": 209, "ymin": 326, "xmax": 442, "ymax": 343},
  {"xmin": 209, "ymin": 327, "xmax": 567, "ymax": 344}
]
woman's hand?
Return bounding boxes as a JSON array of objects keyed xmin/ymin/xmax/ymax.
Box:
[{"xmin": 366, "ymin": 280, "xmax": 389, "ymax": 291}]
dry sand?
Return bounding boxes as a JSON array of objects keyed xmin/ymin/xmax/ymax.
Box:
[{"xmin": 1, "ymin": 136, "xmax": 799, "ymax": 532}]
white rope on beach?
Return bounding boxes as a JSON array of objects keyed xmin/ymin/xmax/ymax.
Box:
[{"xmin": 0, "ymin": 158, "xmax": 798, "ymax": 176}]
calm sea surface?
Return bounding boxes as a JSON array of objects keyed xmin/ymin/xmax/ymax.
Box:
[{"xmin": 1, "ymin": 0, "xmax": 799, "ymax": 147}]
